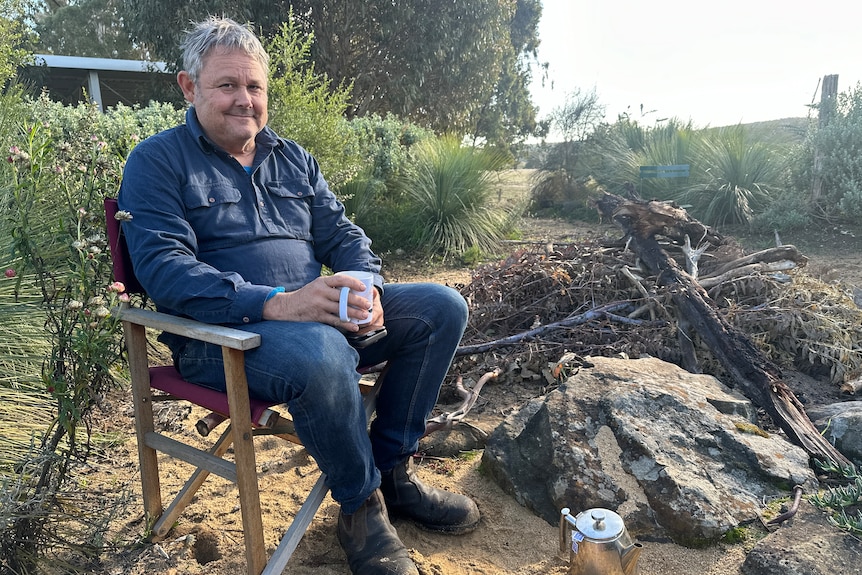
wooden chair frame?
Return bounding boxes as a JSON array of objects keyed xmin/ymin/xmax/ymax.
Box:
[{"xmin": 106, "ymin": 198, "xmax": 379, "ymax": 575}]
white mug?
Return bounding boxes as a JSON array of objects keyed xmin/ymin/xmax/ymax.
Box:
[{"xmin": 335, "ymin": 271, "xmax": 374, "ymax": 324}]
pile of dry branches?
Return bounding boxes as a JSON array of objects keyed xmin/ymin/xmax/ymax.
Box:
[{"xmin": 456, "ymin": 235, "xmax": 862, "ymax": 388}]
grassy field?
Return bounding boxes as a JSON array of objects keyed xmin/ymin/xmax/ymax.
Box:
[{"xmin": 491, "ymin": 168, "xmax": 535, "ymax": 206}]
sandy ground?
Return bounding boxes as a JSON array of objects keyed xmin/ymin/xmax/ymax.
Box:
[
  {"xmin": 94, "ymin": 213, "xmax": 862, "ymax": 575},
  {"xmin": 96, "ymin": 400, "xmax": 749, "ymax": 575}
]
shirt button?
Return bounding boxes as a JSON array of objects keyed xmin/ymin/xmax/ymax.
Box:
[
  {"xmin": 259, "ymin": 201, "xmax": 264, "ymax": 207},
  {"xmin": 242, "ymin": 316, "xmax": 250, "ymax": 323},
  {"xmin": 208, "ymin": 197, "xmax": 215, "ymax": 203}
]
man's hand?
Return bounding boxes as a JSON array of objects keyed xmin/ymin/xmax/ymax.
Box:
[{"xmin": 262, "ymin": 275, "xmax": 384, "ymax": 332}]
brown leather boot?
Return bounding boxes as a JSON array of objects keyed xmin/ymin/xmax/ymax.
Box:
[
  {"xmin": 337, "ymin": 490, "xmax": 418, "ymax": 575},
  {"xmin": 380, "ymin": 457, "xmax": 480, "ymax": 534}
]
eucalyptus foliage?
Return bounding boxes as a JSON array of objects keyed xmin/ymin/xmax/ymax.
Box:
[
  {"xmin": 117, "ymin": 0, "xmax": 543, "ymax": 141},
  {"xmin": 31, "ymin": 0, "xmax": 146, "ymax": 60}
]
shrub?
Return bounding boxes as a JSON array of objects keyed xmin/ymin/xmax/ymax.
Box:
[
  {"xmin": 680, "ymin": 125, "xmax": 786, "ymax": 227},
  {"xmin": 0, "ymin": 97, "xmax": 180, "ymax": 571},
  {"xmin": 750, "ymin": 187, "xmax": 811, "ymax": 233},
  {"xmin": 528, "ymin": 170, "xmax": 601, "ymax": 221},
  {"xmin": 338, "ymin": 114, "xmax": 433, "ymax": 249},
  {"xmin": 393, "ymin": 135, "xmax": 515, "ymax": 259},
  {"xmin": 1, "ymin": 118, "xmax": 126, "ymax": 572},
  {"xmin": 265, "ymin": 18, "xmax": 360, "ymax": 189},
  {"xmin": 348, "ymin": 113, "xmax": 433, "ymax": 186},
  {"xmin": 791, "ymin": 84, "xmax": 862, "ymax": 221}
]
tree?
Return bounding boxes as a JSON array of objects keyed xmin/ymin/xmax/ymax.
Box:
[
  {"xmin": 529, "ymin": 88, "xmax": 605, "ymax": 217},
  {"xmin": 118, "ymin": 0, "xmax": 543, "ymax": 140},
  {"xmin": 27, "ymin": 0, "xmax": 146, "ymax": 59},
  {"xmin": 1, "ymin": 0, "xmax": 32, "ymax": 84},
  {"xmin": 468, "ymin": 0, "xmax": 545, "ymax": 153},
  {"xmin": 295, "ymin": 0, "xmax": 520, "ymax": 134}
]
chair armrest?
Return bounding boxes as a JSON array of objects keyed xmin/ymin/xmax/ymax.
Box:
[{"xmin": 115, "ymin": 306, "xmax": 261, "ymax": 351}]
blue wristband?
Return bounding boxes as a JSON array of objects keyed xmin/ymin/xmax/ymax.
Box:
[{"xmin": 266, "ymin": 286, "xmax": 285, "ymax": 301}]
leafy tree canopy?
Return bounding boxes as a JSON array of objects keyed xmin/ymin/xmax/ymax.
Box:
[
  {"xmin": 2, "ymin": 0, "xmax": 33, "ymax": 84},
  {"xmin": 114, "ymin": 0, "xmax": 543, "ymax": 143},
  {"xmin": 26, "ymin": 0, "xmax": 146, "ymax": 59}
]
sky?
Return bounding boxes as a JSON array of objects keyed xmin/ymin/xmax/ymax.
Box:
[{"xmin": 530, "ymin": 0, "xmax": 862, "ymax": 136}]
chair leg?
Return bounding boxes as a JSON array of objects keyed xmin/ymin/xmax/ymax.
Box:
[
  {"xmin": 261, "ymin": 473, "xmax": 329, "ymax": 575},
  {"xmin": 222, "ymin": 347, "xmax": 266, "ymax": 575},
  {"xmin": 124, "ymin": 321, "xmax": 163, "ymax": 529},
  {"xmin": 151, "ymin": 425, "xmax": 235, "ymax": 540}
]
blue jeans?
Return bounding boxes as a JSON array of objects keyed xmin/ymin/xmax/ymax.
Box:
[{"xmin": 171, "ymin": 282, "xmax": 468, "ymax": 514}]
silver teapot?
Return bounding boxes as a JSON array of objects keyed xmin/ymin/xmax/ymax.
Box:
[{"xmin": 558, "ymin": 507, "xmax": 643, "ymax": 575}]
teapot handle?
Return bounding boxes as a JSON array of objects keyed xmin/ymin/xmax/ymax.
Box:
[{"xmin": 559, "ymin": 508, "xmax": 577, "ymax": 556}]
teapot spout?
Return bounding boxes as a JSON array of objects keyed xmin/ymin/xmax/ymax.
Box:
[{"xmin": 620, "ymin": 542, "xmax": 643, "ymax": 575}]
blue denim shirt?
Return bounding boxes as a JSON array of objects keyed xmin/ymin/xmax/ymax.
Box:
[{"xmin": 118, "ymin": 107, "xmax": 382, "ymax": 326}]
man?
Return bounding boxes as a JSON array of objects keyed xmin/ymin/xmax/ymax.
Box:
[{"xmin": 118, "ymin": 16, "xmax": 479, "ymax": 575}]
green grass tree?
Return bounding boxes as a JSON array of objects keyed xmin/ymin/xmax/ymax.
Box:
[
  {"xmin": 680, "ymin": 125, "xmax": 786, "ymax": 227},
  {"xmin": 394, "ymin": 135, "xmax": 515, "ymax": 260}
]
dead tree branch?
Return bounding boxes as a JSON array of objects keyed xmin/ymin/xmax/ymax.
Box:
[
  {"xmin": 596, "ymin": 192, "xmax": 851, "ymax": 468},
  {"xmin": 702, "ymin": 245, "xmax": 808, "ymax": 279},
  {"xmin": 455, "ymin": 301, "xmax": 658, "ymax": 356}
]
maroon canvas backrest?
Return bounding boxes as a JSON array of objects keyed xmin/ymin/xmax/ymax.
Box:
[{"xmin": 103, "ymin": 197, "xmax": 145, "ymax": 295}]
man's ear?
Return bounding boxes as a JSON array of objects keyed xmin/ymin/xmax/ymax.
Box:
[{"xmin": 177, "ymin": 71, "xmax": 195, "ymax": 104}]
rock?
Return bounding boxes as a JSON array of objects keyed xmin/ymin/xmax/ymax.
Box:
[
  {"xmin": 742, "ymin": 501, "xmax": 862, "ymax": 575},
  {"xmin": 807, "ymin": 401, "xmax": 862, "ymax": 465},
  {"xmin": 419, "ymin": 423, "xmax": 488, "ymax": 457},
  {"xmin": 482, "ymin": 356, "xmax": 818, "ymax": 546}
]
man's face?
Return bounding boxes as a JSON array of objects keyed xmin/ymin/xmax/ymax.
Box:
[{"xmin": 177, "ymin": 48, "xmax": 268, "ymax": 154}]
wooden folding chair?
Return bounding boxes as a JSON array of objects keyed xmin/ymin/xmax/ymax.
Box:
[{"xmin": 104, "ymin": 197, "xmax": 380, "ymax": 575}]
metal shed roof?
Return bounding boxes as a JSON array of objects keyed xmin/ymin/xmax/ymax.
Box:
[{"xmin": 25, "ymin": 54, "xmax": 178, "ymax": 111}]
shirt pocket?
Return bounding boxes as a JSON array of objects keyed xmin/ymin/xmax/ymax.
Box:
[
  {"xmin": 181, "ymin": 183, "xmax": 251, "ymax": 246},
  {"xmin": 264, "ymin": 177, "xmax": 316, "ymax": 239}
]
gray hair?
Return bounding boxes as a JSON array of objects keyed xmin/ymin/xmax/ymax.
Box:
[{"xmin": 180, "ymin": 16, "xmax": 270, "ymax": 83}]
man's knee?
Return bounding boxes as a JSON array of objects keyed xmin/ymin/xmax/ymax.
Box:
[{"xmin": 423, "ymin": 283, "xmax": 469, "ymax": 333}]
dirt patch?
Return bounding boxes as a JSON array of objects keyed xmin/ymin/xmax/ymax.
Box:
[{"xmin": 92, "ymin": 197, "xmax": 862, "ymax": 575}]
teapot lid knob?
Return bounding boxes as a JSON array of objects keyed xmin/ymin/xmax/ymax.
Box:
[
  {"xmin": 575, "ymin": 508, "xmax": 625, "ymax": 541},
  {"xmin": 591, "ymin": 510, "xmax": 606, "ymax": 529}
]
